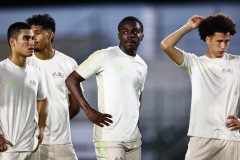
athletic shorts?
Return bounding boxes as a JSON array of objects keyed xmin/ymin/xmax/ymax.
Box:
[
  {"xmin": 94, "ymin": 139, "xmax": 142, "ymax": 160},
  {"xmin": 185, "ymin": 136, "xmax": 240, "ymax": 160},
  {"xmin": 0, "ymin": 145, "xmax": 39, "ymax": 160},
  {"xmin": 0, "ymin": 151, "xmax": 33, "ymax": 160},
  {"xmin": 39, "ymin": 143, "xmax": 78, "ymax": 160}
]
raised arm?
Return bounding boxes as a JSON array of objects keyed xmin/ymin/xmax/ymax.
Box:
[
  {"xmin": 160, "ymin": 15, "xmax": 204, "ymax": 65},
  {"xmin": 37, "ymin": 98, "xmax": 48, "ymax": 144},
  {"xmin": 65, "ymin": 71, "xmax": 113, "ymax": 127}
]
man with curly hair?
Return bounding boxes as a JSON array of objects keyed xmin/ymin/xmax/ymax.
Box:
[
  {"xmin": 161, "ymin": 13, "xmax": 240, "ymax": 159},
  {"xmin": 26, "ymin": 13, "xmax": 80, "ymax": 160}
]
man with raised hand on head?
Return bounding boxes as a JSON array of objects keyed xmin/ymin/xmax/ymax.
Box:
[{"xmin": 161, "ymin": 12, "xmax": 240, "ymax": 160}]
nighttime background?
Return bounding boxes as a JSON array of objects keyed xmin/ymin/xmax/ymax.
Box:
[{"xmin": 0, "ymin": 1, "xmax": 240, "ymax": 160}]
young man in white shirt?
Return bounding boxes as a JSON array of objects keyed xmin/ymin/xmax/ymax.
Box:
[
  {"xmin": 0, "ymin": 22, "xmax": 48, "ymax": 160},
  {"xmin": 66, "ymin": 16, "xmax": 147, "ymax": 160},
  {"xmin": 161, "ymin": 12, "xmax": 240, "ymax": 160},
  {"xmin": 26, "ymin": 13, "xmax": 80, "ymax": 160}
]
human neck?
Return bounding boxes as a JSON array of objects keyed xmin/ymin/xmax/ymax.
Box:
[
  {"xmin": 34, "ymin": 48, "xmax": 55, "ymax": 60},
  {"xmin": 8, "ymin": 54, "xmax": 26, "ymax": 68}
]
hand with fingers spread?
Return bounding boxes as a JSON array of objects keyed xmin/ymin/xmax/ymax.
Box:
[
  {"xmin": 226, "ymin": 115, "xmax": 240, "ymax": 131},
  {"xmin": 86, "ymin": 107, "xmax": 113, "ymax": 127},
  {"xmin": 0, "ymin": 134, "xmax": 13, "ymax": 152}
]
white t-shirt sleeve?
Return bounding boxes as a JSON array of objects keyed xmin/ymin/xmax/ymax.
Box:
[
  {"xmin": 75, "ymin": 50, "xmax": 106, "ymax": 79},
  {"xmin": 177, "ymin": 50, "xmax": 197, "ymax": 75},
  {"xmin": 141, "ymin": 65, "xmax": 148, "ymax": 92}
]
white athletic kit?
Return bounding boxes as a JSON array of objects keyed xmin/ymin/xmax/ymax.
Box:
[
  {"xmin": 180, "ymin": 51, "xmax": 240, "ymax": 141},
  {"xmin": 75, "ymin": 46, "xmax": 148, "ymax": 142},
  {"xmin": 27, "ymin": 50, "xmax": 79, "ymax": 160},
  {"xmin": 27, "ymin": 50, "xmax": 78, "ymax": 145},
  {"xmin": 0, "ymin": 58, "xmax": 47, "ymax": 152}
]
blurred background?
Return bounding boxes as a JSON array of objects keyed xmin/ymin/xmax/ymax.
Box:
[{"xmin": 0, "ymin": 1, "xmax": 240, "ymax": 159}]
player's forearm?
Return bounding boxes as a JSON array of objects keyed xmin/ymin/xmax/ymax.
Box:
[
  {"xmin": 66, "ymin": 71, "xmax": 93, "ymax": 114},
  {"xmin": 37, "ymin": 98, "xmax": 48, "ymax": 130},
  {"xmin": 161, "ymin": 24, "xmax": 192, "ymax": 50},
  {"xmin": 69, "ymin": 94, "xmax": 81, "ymax": 120}
]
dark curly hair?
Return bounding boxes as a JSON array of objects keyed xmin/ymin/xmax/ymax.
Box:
[
  {"xmin": 198, "ymin": 12, "xmax": 236, "ymax": 42},
  {"xmin": 26, "ymin": 13, "xmax": 56, "ymax": 42},
  {"xmin": 118, "ymin": 16, "xmax": 144, "ymax": 33}
]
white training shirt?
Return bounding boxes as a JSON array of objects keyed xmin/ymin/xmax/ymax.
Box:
[
  {"xmin": 0, "ymin": 58, "xmax": 47, "ymax": 152},
  {"xmin": 27, "ymin": 50, "xmax": 78, "ymax": 144},
  {"xmin": 180, "ymin": 51, "xmax": 240, "ymax": 141},
  {"xmin": 76, "ymin": 46, "xmax": 148, "ymax": 142}
]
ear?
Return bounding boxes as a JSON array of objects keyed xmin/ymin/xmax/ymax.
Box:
[
  {"xmin": 9, "ymin": 37, "xmax": 15, "ymax": 47},
  {"xmin": 205, "ymin": 36, "xmax": 210, "ymax": 44},
  {"xmin": 140, "ymin": 33, "xmax": 144, "ymax": 41},
  {"xmin": 118, "ymin": 33, "xmax": 120, "ymax": 40},
  {"xmin": 50, "ymin": 32, "xmax": 55, "ymax": 40},
  {"xmin": 51, "ymin": 32, "xmax": 55, "ymax": 39}
]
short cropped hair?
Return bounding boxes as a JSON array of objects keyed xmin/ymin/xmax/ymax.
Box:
[
  {"xmin": 7, "ymin": 22, "xmax": 31, "ymax": 46},
  {"xmin": 118, "ymin": 16, "xmax": 144, "ymax": 33}
]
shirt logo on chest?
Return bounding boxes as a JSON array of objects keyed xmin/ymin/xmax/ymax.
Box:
[
  {"xmin": 118, "ymin": 64, "xmax": 124, "ymax": 71},
  {"xmin": 222, "ymin": 68, "xmax": 233, "ymax": 74},
  {"xmin": 12, "ymin": 80, "xmax": 16, "ymax": 86},
  {"xmin": 30, "ymin": 80, "xmax": 36, "ymax": 86},
  {"xmin": 52, "ymin": 72, "xmax": 64, "ymax": 78}
]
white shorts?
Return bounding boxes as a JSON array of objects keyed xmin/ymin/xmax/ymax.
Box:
[
  {"xmin": 94, "ymin": 139, "xmax": 142, "ymax": 160},
  {"xmin": 0, "ymin": 145, "xmax": 39, "ymax": 160},
  {"xmin": 0, "ymin": 152, "xmax": 32, "ymax": 160},
  {"xmin": 39, "ymin": 143, "xmax": 78, "ymax": 160},
  {"xmin": 185, "ymin": 136, "xmax": 240, "ymax": 160}
]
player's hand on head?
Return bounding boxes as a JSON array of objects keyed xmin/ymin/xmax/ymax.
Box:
[{"xmin": 187, "ymin": 15, "xmax": 204, "ymax": 29}]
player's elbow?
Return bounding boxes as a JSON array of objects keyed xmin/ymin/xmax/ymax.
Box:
[{"xmin": 160, "ymin": 40, "xmax": 170, "ymax": 52}]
